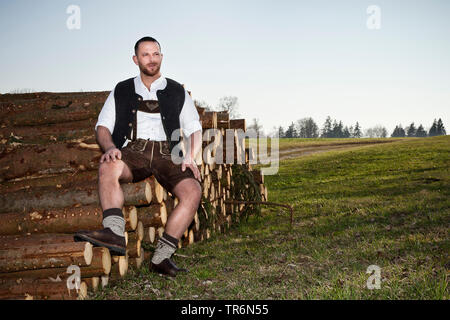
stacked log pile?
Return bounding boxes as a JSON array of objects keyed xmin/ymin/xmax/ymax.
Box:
[{"xmin": 0, "ymin": 91, "xmax": 268, "ymax": 299}]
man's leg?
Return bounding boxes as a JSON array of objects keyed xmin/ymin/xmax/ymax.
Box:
[
  {"xmin": 74, "ymin": 160, "xmax": 133, "ymax": 255},
  {"xmin": 98, "ymin": 159, "xmax": 134, "ymax": 210},
  {"xmin": 151, "ymin": 178, "xmax": 202, "ymax": 276},
  {"xmin": 165, "ymin": 178, "xmax": 202, "ymax": 239}
]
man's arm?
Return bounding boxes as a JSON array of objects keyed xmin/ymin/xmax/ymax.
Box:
[
  {"xmin": 181, "ymin": 129, "xmax": 202, "ymax": 181},
  {"xmin": 96, "ymin": 126, "xmax": 122, "ymax": 163}
]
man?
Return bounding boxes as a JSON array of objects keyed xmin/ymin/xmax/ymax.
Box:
[{"xmin": 74, "ymin": 36, "xmax": 203, "ymax": 277}]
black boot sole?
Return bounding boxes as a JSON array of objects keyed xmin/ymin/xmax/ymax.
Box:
[{"xmin": 74, "ymin": 233, "xmax": 126, "ymax": 256}]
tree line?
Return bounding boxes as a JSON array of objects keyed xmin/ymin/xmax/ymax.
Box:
[{"xmin": 276, "ymin": 117, "xmax": 447, "ymax": 138}]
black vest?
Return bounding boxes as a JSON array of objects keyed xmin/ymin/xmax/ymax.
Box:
[{"xmin": 111, "ymin": 77, "xmax": 185, "ymax": 153}]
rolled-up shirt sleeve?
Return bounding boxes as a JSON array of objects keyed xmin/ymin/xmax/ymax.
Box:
[
  {"xmin": 95, "ymin": 89, "xmax": 116, "ymax": 134},
  {"xmin": 180, "ymin": 89, "xmax": 202, "ymax": 137}
]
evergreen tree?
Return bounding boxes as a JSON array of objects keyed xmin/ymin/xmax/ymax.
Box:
[
  {"xmin": 436, "ymin": 118, "xmax": 447, "ymax": 135},
  {"xmin": 428, "ymin": 119, "xmax": 438, "ymax": 137},
  {"xmin": 353, "ymin": 122, "xmax": 362, "ymax": 138},
  {"xmin": 285, "ymin": 122, "xmax": 296, "ymax": 138},
  {"xmin": 321, "ymin": 116, "xmax": 333, "ymax": 138},
  {"xmin": 392, "ymin": 125, "xmax": 406, "ymax": 137},
  {"xmin": 415, "ymin": 124, "xmax": 427, "ymax": 137},
  {"xmin": 343, "ymin": 126, "xmax": 351, "ymax": 138},
  {"xmin": 296, "ymin": 117, "xmax": 319, "ymax": 138},
  {"xmin": 406, "ymin": 122, "xmax": 416, "ymax": 137},
  {"xmin": 278, "ymin": 126, "xmax": 285, "ymax": 138}
]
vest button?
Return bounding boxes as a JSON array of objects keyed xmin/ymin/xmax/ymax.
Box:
[
  {"xmin": 137, "ymin": 96, "xmax": 142, "ymax": 101},
  {"xmin": 132, "ymin": 109, "xmax": 136, "ymax": 113},
  {"xmin": 129, "ymin": 123, "xmax": 132, "ymax": 127}
]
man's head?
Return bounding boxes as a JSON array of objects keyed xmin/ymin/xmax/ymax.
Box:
[{"xmin": 133, "ymin": 36, "xmax": 163, "ymax": 77}]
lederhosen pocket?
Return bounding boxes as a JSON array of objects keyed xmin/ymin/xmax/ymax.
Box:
[
  {"xmin": 159, "ymin": 142, "xmax": 171, "ymax": 156},
  {"xmin": 128, "ymin": 138, "xmax": 148, "ymax": 153}
]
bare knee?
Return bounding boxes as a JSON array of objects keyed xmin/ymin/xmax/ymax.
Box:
[
  {"xmin": 175, "ymin": 179, "xmax": 202, "ymax": 210},
  {"xmin": 98, "ymin": 161, "xmax": 123, "ymax": 182}
]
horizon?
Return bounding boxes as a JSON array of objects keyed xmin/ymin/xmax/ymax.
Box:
[{"xmin": 1, "ymin": 0, "xmax": 449, "ymax": 135}]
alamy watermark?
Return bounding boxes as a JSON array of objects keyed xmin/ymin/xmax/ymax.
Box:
[
  {"xmin": 66, "ymin": 265, "xmax": 81, "ymax": 291},
  {"xmin": 366, "ymin": 265, "xmax": 381, "ymax": 290},
  {"xmin": 169, "ymin": 128, "xmax": 279, "ymax": 175},
  {"xmin": 66, "ymin": 5, "xmax": 81, "ymax": 30},
  {"xmin": 366, "ymin": 5, "xmax": 381, "ymax": 30}
]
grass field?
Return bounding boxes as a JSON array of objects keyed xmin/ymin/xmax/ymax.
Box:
[{"xmin": 90, "ymin": 136, "xmax": 449, "ymax": 300}]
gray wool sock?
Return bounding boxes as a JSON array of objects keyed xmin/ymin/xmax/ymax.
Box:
[
  {"xmin": 102, "ymin": 208, "xmax": 125, "ymax": 237},
  {"xmin": 151, "ymin": 233, "xmax": 178, "ymax": 264}
]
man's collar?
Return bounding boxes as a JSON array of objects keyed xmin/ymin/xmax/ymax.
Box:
[{"xmin": 136, "ymin": 74, "xmax": 167, "ymax": 92}]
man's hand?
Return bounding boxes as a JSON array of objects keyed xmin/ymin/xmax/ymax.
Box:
[
  {"xmin": 100, "ymin": 146, "xmax": 122, "ymax": 163},
  {"xmin": 181, "ymin": 156, "xmax": 201, "ymax": 182}
]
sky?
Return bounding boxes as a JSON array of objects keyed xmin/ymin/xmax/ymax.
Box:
[{"xmin": 0, "ymin": 0, "xmax": 449, "ymax": 135}]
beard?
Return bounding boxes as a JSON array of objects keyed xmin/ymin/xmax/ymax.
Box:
[{"xmin": 139, "ymin": 62, "xmax": 161, "ymax": 77}]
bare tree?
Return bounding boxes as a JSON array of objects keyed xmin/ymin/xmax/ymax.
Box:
[
  {"xmin": 247, "ymin": 118, "xmax": 264, "ymax": 137},
  {"xmin": 194, "ymin": 99, "xmax": 213, "ymax": 112},
  {"xmin": 217, "ymin": 96, "xmax": 240, "ymax": 119},
  {"xmin": 364, "ymin": 125, "xmax": 388, "ymax": 138},
  {"xmin": 296, "ymin": 117, "xmax": 319, "ymax": 138}
]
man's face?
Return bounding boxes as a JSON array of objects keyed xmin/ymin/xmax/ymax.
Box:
[{"xmin": 133, "ymin": 41, "xmax": 163, "ymax": 77}]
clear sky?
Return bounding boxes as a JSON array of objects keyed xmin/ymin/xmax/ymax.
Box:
[{"xmin": 1, "ymin": 0, "xmax": 449, "ymax": 135}]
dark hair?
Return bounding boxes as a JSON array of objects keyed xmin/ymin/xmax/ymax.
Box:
[{"xmin": 134, "ymin": 36, "xmax": 161, "ymax": 54}]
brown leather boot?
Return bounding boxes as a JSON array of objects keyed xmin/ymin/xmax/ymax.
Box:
[
  {"xmin": 151, "ymin": 258, "xmax": 189, "ymax": 277},
  {"xmin": 74, "ymin": 228, "xmax": 126, "ymax": 256}
]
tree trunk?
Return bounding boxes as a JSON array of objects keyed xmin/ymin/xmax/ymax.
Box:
[
  {"xmin": 0, "ymin": 278, "xmax": 88, "ymax": 300},
  {"xmin": 1, "ymin": 102, "xmax": 103, "ymax": 127},
  {"xmin": 126, "ymin": 232, "xmax": 141, "ymax": 259},
  {"xmin": 0, "ymin": 142, "xmax": 102, "ymax": 182},
  {"xmin": 0, "ymin": 169, "xmax": 98, "ymax": 195},
  {"xmin": 146, "ymin": 176, "xmax": 163, "ymax": 203},
  {"xmin": 0, "ymin": 241, "xmax": 93, "ymax": 273},
  {"xmin": 229, "ymin": 119, "xmax": 246, "ymax": 131},
  {"xmin": 110, "ymin": 253, "xmax": 128, "ymax": 278},
  {"xmin": 136, "ymin": 203, "xmax": 167, "ymax": 228},
  {"xmin": 0, "ymin": 205, "xmax": 137, "ymax": 236},
  {"xmin": 0, "ymin": 181, "xmax": 150, "ymax": 213},
  {"xmin": 200, "ymin": 111, "xmax": 217, "ymax": 129},
  {"xmin": 216, "ymin": 111, "xmax": 230, "ymax": 129},
  {"xmin": 128, "ymin": 248, "xmax": 144, "ymax": 269},
  {"xmin": 0, "ymin": 118, "xmax": 97, "ymax": 146}
]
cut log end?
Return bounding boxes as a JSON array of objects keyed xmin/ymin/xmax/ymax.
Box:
[{"xmin": 84, "ymin": 242, "xmax": 93, "ymax": 265}]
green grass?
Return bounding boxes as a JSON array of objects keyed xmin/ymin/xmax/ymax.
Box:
[{"xmin": 90, "ymin": 136, "xmax": 449, "ymax": 300}]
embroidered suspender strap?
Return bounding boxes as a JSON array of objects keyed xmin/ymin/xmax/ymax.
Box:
[
  {"xmin": 132, "ymin": 106, "xmax": 138, "ymax": 141},
  {"xmin": 138, "ymin": 100, "xmax": 160, "ymax": 113}
]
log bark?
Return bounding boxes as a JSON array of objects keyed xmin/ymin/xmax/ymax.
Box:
[
  {"xmin": 0, "ymin": 234, "xmax": 76, "ymax": 249},
  {"xmin": 0, "ymin": 141, "xmax": 102, "ymax": 182},
  {"xmin": 0, "ymin": 181, "xmax": 150, "ymax": 213},
  {"xmin": 84, "ymin": 277, "xmax": 100, "ymax": 292},
  {"xmin": 200, "ymin": 111, "xmax": 217, "ymax": 129},
  {"xmin": 110, "ymin": 253, "xmax": 128, "ymax": 278},
  {"xmin": 0, "ymin": 205, "xmax": 136, "ymax": 236},
  {"xmin": 0, "ymin": 118, "xmax": 97, "ymax": 146},
  {"xmin": 126, "ymin": 232, "xmax": 141, "ymax": 259},
  {"xmin": 1, "ymin": 102, "xmax": 103, "ymax": 127},
  {"xmin": 0, "ymin": 169, "xmax": 98, "ymax": 195},
  {"xmin": 0, "ymin": 241, "xmax": 93, "ymax": 273},
  {"xmin": 229, "ymin": 119, "xmax": 246, "ymax": 131},
  {"xmin": 128, "ymin": 248, "xmax": 144, "ymax": 269},
  {"xmin": 136, "ymin": 203, "xmax": 167, "ymax": 228},
  {"xmin": 216, "ymin": 111, "xmax": 229, "ymax": 129},
  {"xmin": 251, "ymin": 169, "xmax": 264, "ymax": 184},
  {"xmin": 146, "ymin": 176, "xmax": 163, "ymax": 203},
  {"xmin": 0, "ymin": 278, "xmax": 88, "ymax": 300}
]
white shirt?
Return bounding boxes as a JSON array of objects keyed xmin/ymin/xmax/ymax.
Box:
[{"xmin": 95, "ymin": 75, "xmax": 202, "ymax": 148}]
